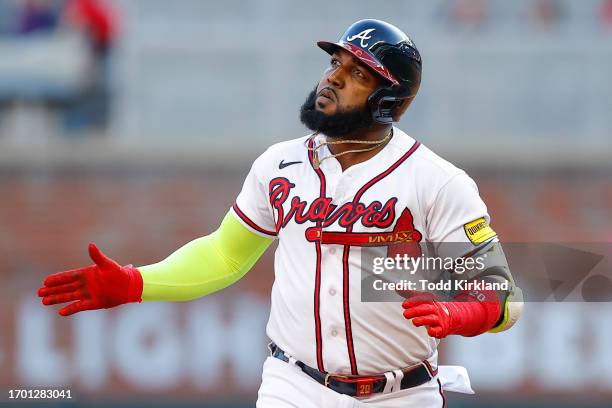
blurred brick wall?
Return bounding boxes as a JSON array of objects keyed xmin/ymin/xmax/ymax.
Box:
[{"xmin": 2, "ymin": 168, "xmax": 609, "ymax": 275}]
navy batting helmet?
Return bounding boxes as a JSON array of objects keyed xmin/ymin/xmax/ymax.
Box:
[{"xmin": 317, "ymin": 19, "xmax": 422, "ymax": 124}]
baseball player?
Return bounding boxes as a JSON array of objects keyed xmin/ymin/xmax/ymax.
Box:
[{"xmin": 38, "ymin": 19, "xmax": 523, "ymax": 407}]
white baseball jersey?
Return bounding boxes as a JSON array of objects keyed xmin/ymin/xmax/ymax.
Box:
[{"xmin": 231, "ymin": 127, "xmax": 492, "ymax": 376}]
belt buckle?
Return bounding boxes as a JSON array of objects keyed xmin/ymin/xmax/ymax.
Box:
[
  {"xmin": 324, "ymin": 373, "xmax": 331, "ymax": 388},
  {"xmin": 324, "ymin": 373, "xmax": 348, "ymax": 388}
]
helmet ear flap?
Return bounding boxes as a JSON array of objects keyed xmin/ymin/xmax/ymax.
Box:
[
  {"xmin": 369, "ymin": 81, "xmax": 420, "ymax": 124},
  {"xmin": 368, "ymin": 87, "xmax": 403, "ymax": 124}
]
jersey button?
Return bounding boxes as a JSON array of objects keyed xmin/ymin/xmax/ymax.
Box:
[
  {"xmin": 331, "ymin": 329, "xmax": 338, "ymax": 337},
  {"xmin": 329, "ymin": 288, "xmax": 336, "ymax": 296},
  {"xmin": 329, "ymin": 248, "xmax": 336, "ymax": 254}
]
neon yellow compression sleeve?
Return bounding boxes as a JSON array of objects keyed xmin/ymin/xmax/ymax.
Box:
[{"xmin": 137, "ymin": 211, "xmax": 274, "ymax": 301}]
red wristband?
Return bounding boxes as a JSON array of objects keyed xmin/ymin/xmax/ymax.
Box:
[
  {"xmin": 451, "ymin": 290, "xmax": 502, "ymax": 337},
  {"xmin": 123, "ymin": 265, "xmax": 144, "ymax": 304}
]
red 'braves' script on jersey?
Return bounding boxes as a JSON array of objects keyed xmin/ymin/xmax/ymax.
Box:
[{"xmin": 269, "ymin": 177, "xmax": 398, "ymax": 231}]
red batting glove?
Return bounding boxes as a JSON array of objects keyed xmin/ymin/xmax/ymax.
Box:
[
  {"xmin": 37, "ymin": 243, "xmax": 143, "ymax": 316},
  {"xmin": 402, "ymin": 290, "xmax": 501, "ymax": 339}
]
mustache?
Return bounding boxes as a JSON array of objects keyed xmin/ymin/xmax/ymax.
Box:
[{"xmin": 318, "ymin": 86, "xmax": 338, "ymax": 102}]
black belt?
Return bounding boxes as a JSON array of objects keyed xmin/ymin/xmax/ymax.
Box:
[{"xmin": 268, "ymin": 343, "xmax": 436, "ymax": 398}]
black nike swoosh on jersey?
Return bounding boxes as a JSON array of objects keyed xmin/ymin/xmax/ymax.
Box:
[{"xmin": 279, "ymin": 160, "xmax": 303, "ymax": 169}]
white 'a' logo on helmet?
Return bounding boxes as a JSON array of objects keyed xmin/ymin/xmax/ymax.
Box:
[{"xmin": 347, "ymin": 28, "xmax": 376, "ymax": 48}]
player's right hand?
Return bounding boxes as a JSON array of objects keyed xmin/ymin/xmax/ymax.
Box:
[{"xmin": 37, "ymin": 243, "xmax": 143, "ymax": 316}]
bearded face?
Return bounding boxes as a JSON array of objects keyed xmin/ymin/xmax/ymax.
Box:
[{"xmin": 299, "ymin": 85, "xmax": 375, "ymax": 138}]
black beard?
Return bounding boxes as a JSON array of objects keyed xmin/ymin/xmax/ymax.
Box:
[{"xmin": 299, "ymin": 86, "xmax": 374, "ymax": 138}]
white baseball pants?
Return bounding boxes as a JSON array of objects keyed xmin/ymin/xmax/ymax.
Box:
[{"xmin": 256, "ymin": 356, "xmax": 450, "ymax": 408}]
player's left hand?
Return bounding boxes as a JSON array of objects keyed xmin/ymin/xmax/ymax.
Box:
[
  {"xmin": 401, "ymin": 292, "xmax": 462, "ymax": 339},
  {"xmin": 401, "ymin": 289, "xmax": 502, "ymax": 339}
]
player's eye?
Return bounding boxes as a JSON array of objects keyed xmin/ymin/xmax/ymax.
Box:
[
  {"xmin": 354, "ymin": 68, "xmax": 366, "ymax": 79},
  {"xmin": 330, "ymin": 58, "xmax": 340, "ymax": 67}
]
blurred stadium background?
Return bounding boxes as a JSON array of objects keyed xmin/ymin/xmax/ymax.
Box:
[{"xmin": 1, "ymin": 0, "xmax": 611, "ymax": 407}]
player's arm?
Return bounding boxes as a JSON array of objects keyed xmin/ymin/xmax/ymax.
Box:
[
  {"xmin": 139, "ymin": 211, "xmax": 272, "ymax": 301},
  {"xmin": 402, "ymin": 173, "xmax": 523, "ymax": 338},
  {"xmin": 402, "ymin": 240, "xmax": 523, "ymax": 338},
  {"xmin": 459, "ymin": 240, "xmax": 524, "ymax": 334},
  {"xmin": 37, "ymin": 211, "xmax": 274, "ymax": 316}
]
